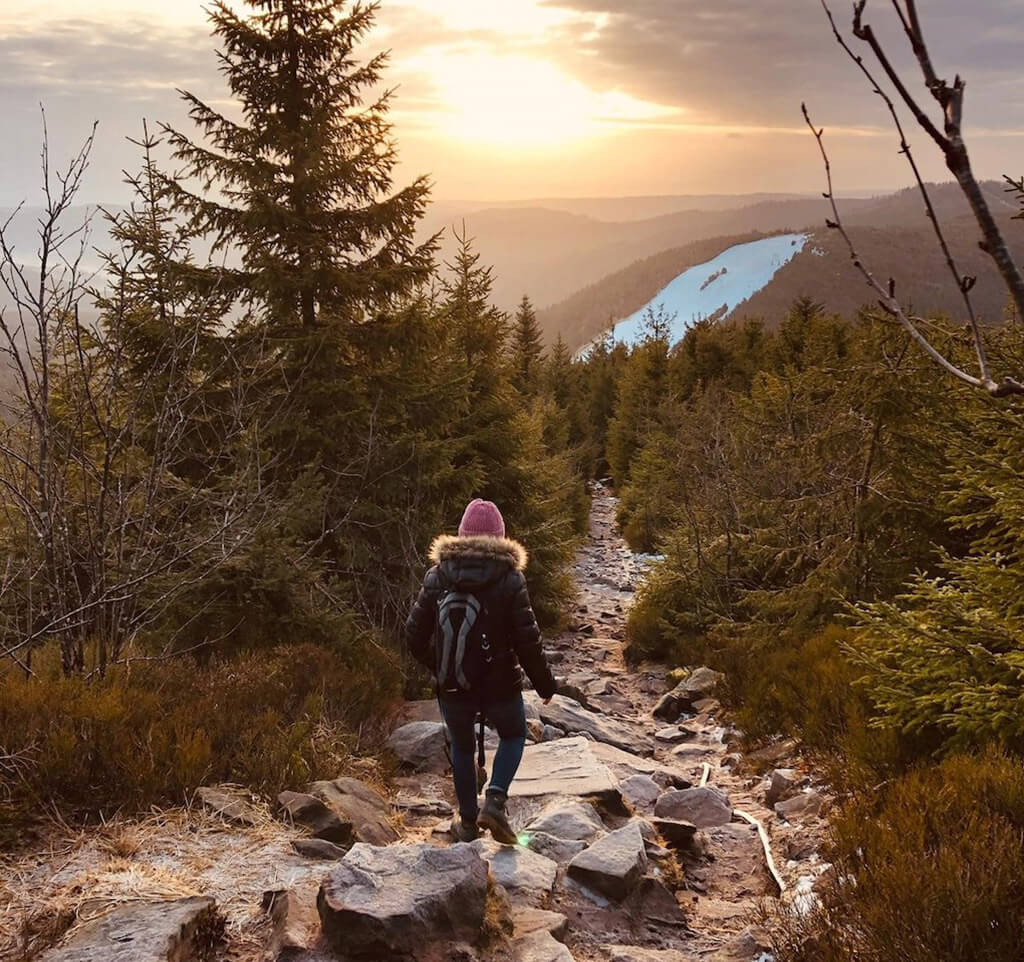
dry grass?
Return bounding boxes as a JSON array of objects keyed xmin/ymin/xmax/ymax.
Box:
[{"xmin": 0, "ymin": 802, "xmax": 308, "ymax": 962}]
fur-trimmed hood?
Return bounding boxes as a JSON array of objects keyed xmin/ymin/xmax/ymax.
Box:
[{"xmin": 429, "ymin": 534, "xmax": 528, "ymax": 572}]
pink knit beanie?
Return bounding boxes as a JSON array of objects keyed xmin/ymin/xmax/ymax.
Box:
[{"xmin": 458, "ymin": 499, "xmax": 506, "ymax": 539}]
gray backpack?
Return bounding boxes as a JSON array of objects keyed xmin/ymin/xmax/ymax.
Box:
[{"xmin": 435, "ymin": 588, "xmax": 493, "ymax": 694}]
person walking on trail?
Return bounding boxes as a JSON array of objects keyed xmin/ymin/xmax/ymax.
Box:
[{"xmin": 405, "ymin": 498, "xmax": 558, "ymax": 845}]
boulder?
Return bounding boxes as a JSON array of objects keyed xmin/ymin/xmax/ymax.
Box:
[
  {"xmin": 387, "ymin": 721, "xmax": 449, "ymax": 774},
  {"xmin": 674, "ymin": 666, "xmax": 724, "ymax": 705},
  {"xmin": 538, "ymin": 695, "xmax": 653, "ymax": 756},
  {"xmin": 511, "ymin": 907, "xmax": 569, "ymax": 940},
  {"xmin": 511, "ymin": 737, "xmax": 620, "ymax": 803},
  {"xmin": 651, "ymin": 818, "xmax": 699, "ymax": 848},
  {"xmin": 195, "ymin": 785, "xmax": 260, "ymax": 826},
  {"xmin": 653, "ymin": 667, "xmax": 724, "ymax": 722},
  {"xmin": 527, "ymin": 719, "xmax": 545, "ymax": 743},
  {"xmin": 525, "ymin": 800, "xmax": 605, "ymax": 842},
  {"xmin": 278, "ymin": 791, "xmax": 353, "ymax": 845},
  {"xmin": 514, "ymin": 929, "xmax": 575, "ymax": 962},
  {"xmin": 525, "ymin": 832, "xmax": 588, "ymax": 864},
  {"xmin": 318, "ymin": 842, "xmax": 489, "ymax": 957},
  {"xmin": 38, "ymin": 898, "xmax": 223, "ymax": 962},
  {"xmin": 567, "ymin": 822, "xmax": 648, "ymax": 900},
  {"xmin": 307, "ymin": 776, "xmax": 399, "ymax": 846},
  {"xmin": 541, "ymin": 725, "xmax": 564, "ymax": 742},
  {"xmin": 765, "ymin": 768, "xmax": 801, "ymax": 806},
  {"xmin": 619, "ymin": 775, "xmax": 661, "ymax": 812},
  {"xmin": 775, "ymin": 789, "xmax": 828, "ymax": 822},
  {"xmin": 654, "ymin": 786, "xmax": 732, "ymax": 828},
  {"xmin": 470, "ymin": 839, "xmax": 558, "ymax": 905},
  {"xmin": 651, "ymin": 691, "xmax": 684, "ymax": 723},
  {"xmin": 262, "ymin": 877, "xmax": 321, "ymax": 956},
  {"xmin": 292, "ymin": 838, "xmax": 350, "ymax": 860}
]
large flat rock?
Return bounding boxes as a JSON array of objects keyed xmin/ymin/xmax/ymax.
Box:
[
  {"xmin": 536, "ymin": 695, "xmax": 653, "ymax": 756},
  {"xmin": 588, "ymin": 740, "xmax": 690, "ymax": 790},
  {"xmin": 39, "ymin": 897, "xmax": 222, "ymax": 962},
  {"xmin": 511, "ymin": 736, "xmax": 620, "ymax": 802},
  {"xmin": 317, "ymin": 842, "xmax": 488, "ymax": 957}
]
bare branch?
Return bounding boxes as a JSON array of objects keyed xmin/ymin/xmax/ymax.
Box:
[
  {"xmin": 801, "ymin": 103, "xmax": 1024, "ymax": 397},
  {"xmin": 808, "ymin": 1, "xmax": 1024, "ymax": 397}
]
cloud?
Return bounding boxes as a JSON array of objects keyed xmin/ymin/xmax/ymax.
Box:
[
  {"xmin": 0, "ymin": 19, "xmax": 216, "ymax": 97},
  {"xmin": 533, "ymin": 0, "xmax": 1024, "ymax": 130},
  {"xmin": 0, "ymin": 1, "xmax": 1022, "ymax": 205}
]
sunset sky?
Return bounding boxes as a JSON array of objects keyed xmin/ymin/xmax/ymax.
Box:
[{"xmin": 1, "ymin": 0, "xmax": 1022, "ymax": 205}]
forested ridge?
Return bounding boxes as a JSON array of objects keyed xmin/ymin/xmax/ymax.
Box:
[{"xmin": 2, "ymin": 2, "xmax": 1024, "ymax": 960}]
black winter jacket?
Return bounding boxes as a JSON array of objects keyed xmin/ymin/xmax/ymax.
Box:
[{"xmin": 404, "ymin": 534, "xmax": 558, "ymax": 701}]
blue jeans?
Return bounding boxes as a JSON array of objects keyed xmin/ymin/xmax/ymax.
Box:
[{"xmin": 439, "ymin": 691, "xmax": 527, "ymax": 822}]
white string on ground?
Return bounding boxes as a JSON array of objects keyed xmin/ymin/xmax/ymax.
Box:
[{"xmin": 734, "ymin": 809, "xmax": 786, "ymax": 896}]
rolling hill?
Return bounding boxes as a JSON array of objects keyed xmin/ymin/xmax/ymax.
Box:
[{"xmin": 535, "ymin": 182, "xmax": 1024, "ymax": 351}]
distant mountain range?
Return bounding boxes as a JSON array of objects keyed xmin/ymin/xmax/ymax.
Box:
[
  {"xmin": 4, "ymin": 183, "xmax": 1020, "ymax": 361},
  {"xmin": 525, "ymin": 182, "xmax": 1024, "ymax": 350}
]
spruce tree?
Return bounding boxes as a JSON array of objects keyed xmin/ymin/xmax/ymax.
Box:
[
  {"xmin": 156, "ymin": 1, "xmax": 446, "ymax": 634},
  {"xmin": 511, "ymin": 295, "xmax": 545, "ymax": 395},
  {"xmin": 605, "ymin": 306, "xmax": 672, "ymax": 484},
  {"xmin": 544, "ymin": 334, "xmax": 573, "ymax": 408},
  {"xmin": 163, "ymin": 0, "xmax": 434, "ymax": 330}
]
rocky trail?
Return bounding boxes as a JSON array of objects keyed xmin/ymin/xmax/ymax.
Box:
[{"xmin": 2, "ymin": 487, "xmax": 832, "ymax": 962}]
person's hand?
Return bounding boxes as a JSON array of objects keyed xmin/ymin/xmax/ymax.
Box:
[{"xmin": 543, "ymin": 696, "xmax": 553, "ymax": 705}]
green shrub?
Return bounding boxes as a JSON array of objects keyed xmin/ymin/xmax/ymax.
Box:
[
  {"xmin": 0, "ymin": 638, "xmax": 401, "ymax": 843},
  {"xmin": 772, "ymin": 752, "xmax": 1024, "ymax": 962}
]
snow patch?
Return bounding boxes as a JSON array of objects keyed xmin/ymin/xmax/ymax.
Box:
[{"xmin": 579, "ymin": 233, "xmax": 807, "ymax": 356}]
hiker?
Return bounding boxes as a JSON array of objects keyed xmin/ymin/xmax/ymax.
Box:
[{"xmin": 405, "ymin": 498, "xmax": 559, "ymax": 844}]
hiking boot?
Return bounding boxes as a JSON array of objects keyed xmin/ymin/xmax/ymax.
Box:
[
  {"xmin": 479, "ymin": 791, "xmax": 517, "ymax": 845},
  {"xmin": 451, "ymin": 816, "xmax": 479, "ymax": 842}
]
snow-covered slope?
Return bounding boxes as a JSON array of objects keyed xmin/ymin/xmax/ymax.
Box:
[{"xmin": 584, "ymin": 233, "xmax": 807, "ymax": 353}]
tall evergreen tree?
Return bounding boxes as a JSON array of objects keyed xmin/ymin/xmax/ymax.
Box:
[
  {"xmin": 163, "ymin": 0, "xmax": 434, "ymax": 330},
  {"xmin": 544, "ymin": 333, "xmax": 573, "ymax": 409},
  {"xmin": 155, "ymin": 1, "xmax": 447, "ymax": 633},
  {"xmin": 605, "ymin": 306, "xmax": 673, "ymax": 485},
  {"xmin": 511, "ymin": 295, "xmax": 545, "ymax": 395}
]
